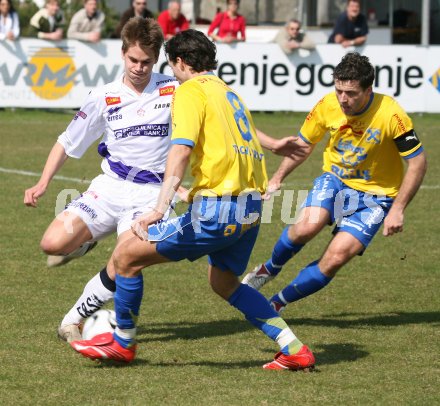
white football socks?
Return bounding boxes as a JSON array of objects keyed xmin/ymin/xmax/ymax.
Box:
[{"xmin": 61, "ymin": 271, "xmax": 115, "ymax": 326}]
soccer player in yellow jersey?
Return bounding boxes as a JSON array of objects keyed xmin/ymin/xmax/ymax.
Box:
[
  {"xmin": 243, "ymin": 52, "xmax": 427, "ymax": 313},
  {"xmin": 71, "ymin": 29, "xmax": 315, "ymax": 371}
]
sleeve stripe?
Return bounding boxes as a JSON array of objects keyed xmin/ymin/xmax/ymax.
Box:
[
  {"xmin": 298, "ymin": 131, "xmax": 312, "ymax": 144},
  {"xmin": 171, "ymin": 138, "xmax": 195, "ymax": 147},
  {"xmin": 402, "ymin": 146, "xmax": 424, "ymax": 160}
]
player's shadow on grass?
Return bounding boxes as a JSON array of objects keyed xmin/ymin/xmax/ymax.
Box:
[
  {"xmin": 137, "ymin": 319, "xmax": 253, "ymax": 342},
  {"xmin": 261, "ymin": 342, "xmax": 369, "ymax": 367},
  {"xmin": 137, "ymin": 311, "xmax": 439, "ymax": 343},
  {"xmin": 140, "ymin": 358, "xmax": 265, "ymax": 369},
  {"xmin": 123, "ymin": 343, "xmax": 366, "ymax": 369},
  {"xmin": 283, "ymin": 310, "xmax": 440, "ymax": 329},
  {"xmin": 80, "ymin": 344, "xmax": 367, "ymax": 369}
]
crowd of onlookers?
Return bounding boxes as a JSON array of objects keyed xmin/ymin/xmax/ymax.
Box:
[
  {"xmin": 1, "ymin": 0, "xmax": 373, "ymax": 53},
  {"xmin": 0, "ymin": 0, "xmax": 193, "ymax": 43}
]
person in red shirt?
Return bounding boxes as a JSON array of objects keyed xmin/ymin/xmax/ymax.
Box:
[
  {"xmin": 157, "ymin": 1, "xmax": 189, "ymax": 40},
  {"xmin": 208, "ymin": 0, "xmax": 246, "ymax": 43}
]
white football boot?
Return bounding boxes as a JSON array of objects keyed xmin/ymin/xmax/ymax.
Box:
[
  {"xmin": 242, "ymin": 264, "xmax": 276, "ymax": 290},
  {"xmin": 47, "ymin": 241, "xmax": 97, "ymax": 268}
]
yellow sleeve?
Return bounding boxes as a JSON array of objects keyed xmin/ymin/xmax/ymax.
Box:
[
  {"xmin": 299, "ymin": 96, "xmax": 328, "ymax": 144},
  {"xmin": 171, "ymin": 81, "xmax": 206, "ymax": 147},
  {"xmin": 390, "ymin": 101, "xmax": 414, "ymax": 140}
]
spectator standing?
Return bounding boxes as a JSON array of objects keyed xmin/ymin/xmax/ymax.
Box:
[
  {"xmin": 274, "ymin": 19, "xmax": 315, "ymax": 53},
  {"xmin": 328, "ymin": 0, "xmax": 368, "ymax": 47},
  {"xmin": 67, "ymin": 0, "xmax": 105, "ymax": 43},
  {"xmin": 29, "ymin": 0, "xmax": 63, "ymax": 41},
  {"xmin": 208, "ymin": 0, "xmax": 245, "ymax": 43},
  {"xmin": 113, "ymin": 0, "xmax": 153, "ymax": 39},
  {"xmin": 157, "ymin": 1, "xmax": 189, "ymax": 40},
  {"xmin": 0, "ymin": 0, "xmax": 20, "ymax": 40}
]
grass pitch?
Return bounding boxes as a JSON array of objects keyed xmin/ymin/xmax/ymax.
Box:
[{"xmin": 0, "ymin": 109, "xmax": 439, "ymax": 405}]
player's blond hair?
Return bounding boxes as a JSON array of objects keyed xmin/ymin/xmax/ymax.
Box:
[{"xmin": 121, "ymin": 17, "xmax": 164, "ymax": 60}]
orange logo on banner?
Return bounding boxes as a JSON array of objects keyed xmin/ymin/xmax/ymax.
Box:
[
  {"xmin": 105, "ymin": 97, "xmax": 121, "ymax": 105},
  {"xmin": 29, "ymin": 47, "xmax": 76, "ymax": 100},
  {"xmin": 159, "ymin": 85, "xmax": 175, "ymax": 96}
]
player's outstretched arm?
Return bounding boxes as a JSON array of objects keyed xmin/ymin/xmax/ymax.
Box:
[
  {"xmin": 268, "ymin": 137, "xmax": 314, "ymax": 193},
  {"xmin": 176, "ymin": 185, "xmax": 190, "ymax": 203},
  {"xmin": 383, "ymin": 151, "xmax": 427, "ymax": 236},
  {"xmin": 256, "ymin": 129, "xmax": 301, "ymax": 158},
  {"xmin": 24, "ymin": 142, "xmax": 69, "ymax": 208}
]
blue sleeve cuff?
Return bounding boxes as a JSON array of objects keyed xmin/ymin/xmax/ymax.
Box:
[
  {"xmin": 171, "ymin": 138, "xmax": 195, "ymax": 147},
  {"xmin": 403, "ymin": 146, "xmax": 424, "ymax": 160},
  {"xmin": 298, "ymin": 132, "xmax": 312, "ymax": 144}
]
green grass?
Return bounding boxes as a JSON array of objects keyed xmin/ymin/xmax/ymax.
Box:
[{"xmin": 0, "ymin": 110, "xmax": 439, "ymax": 405}]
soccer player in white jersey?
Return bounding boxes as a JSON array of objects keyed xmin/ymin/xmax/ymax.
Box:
[
  {"xmin": 24, "ymin": 17, "xmax": 179, "ymax": 342},
  {"xmin": 242, "ymin": 53, "xmax": 427, "ymax": 314}
]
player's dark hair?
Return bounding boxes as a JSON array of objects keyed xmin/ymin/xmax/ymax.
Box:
[
  {"xmin": 165, "ymin": 29, "xmax": 218, "ymax": 73},
  {"xmin": 121, "ymin": 17, "xmax": 164, "ymax": 60},
  {"xmin": 333, "ymin": 52, "xmax": 375, "ymax": 89}
]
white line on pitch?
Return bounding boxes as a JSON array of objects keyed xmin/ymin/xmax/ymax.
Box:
[
  {"xmin": 1, "ymin": 167, "xmax": 438, "ymax": 189},
  {"xmin": 0, "ymin": 167, "xmax": 193, "ymax": 187},
  {"xmin": 0, "ymin": 167, "xmax": 91, "ymax": 184}
]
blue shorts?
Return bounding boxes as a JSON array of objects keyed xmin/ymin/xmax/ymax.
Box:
[
  {"xmin": 150, "ymin": 194, "xmax": 262, "ymax": 276},
  {"xmin": 303, "ymin": 173, "xmax": 394, "ymax": 248}
]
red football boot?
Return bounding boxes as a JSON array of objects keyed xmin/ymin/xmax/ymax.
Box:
[
  {"xmin": 70, "ymin": 332, "xmax": 136, "ymax": 363},
  {"xmin": 263, "ymin": 345, "xmax": 315, "ymax": 371}
]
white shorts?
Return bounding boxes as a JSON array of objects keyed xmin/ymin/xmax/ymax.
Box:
[{"xmin": 63, "ymin": 174, "xmax": 166, "ymax": 240}]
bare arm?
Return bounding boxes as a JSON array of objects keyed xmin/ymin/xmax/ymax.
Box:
[
  {"xmin": 383, "ymin": 151, "xmax": 427, "ymax": 236},
  {"xmin": 131, "ymin": 144, "xmax": 192, "ymax": 240},
  {"xmin": 24, "ymin": 142, "xmax": 69, "ymax": 207},
  {"xmin": 299, "ymin": 33, "xmax": 315, "ymax": 50},
  {"xmin": 256, "ymin": 128, "xmax": 301, "ymax": 158},
  {"xmin": 269, "ymin": 137, "xmax": 314, "ymax": 192},
  {"xmin": 337, "ymin": 35, "xmax": 367, "ymax": 47}
]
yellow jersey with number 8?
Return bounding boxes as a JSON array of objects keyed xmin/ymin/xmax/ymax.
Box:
[{"xmin": 171, "ymin": 73, "xmax": 267, "ymax": 200}]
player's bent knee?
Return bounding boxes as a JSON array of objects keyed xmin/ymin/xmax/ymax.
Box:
[
  {"xmin": 39, "ymin": 234, "xmax": 66, "ymax": 255},
  {"xmin": 291, "ymin": 222, "xmax": 321, "ymax": 243},
  {"xmin": 322, "ymin": 250, "xmax": 351, "ymax": 272},
  {"xmin": 112, "ymin": 248, "xmax": 140, "ymax": 277}
]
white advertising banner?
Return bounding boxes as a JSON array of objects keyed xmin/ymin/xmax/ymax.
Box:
[{"xmin": 0, "ymin": 39, "xmax": 439, "ymax": 112}]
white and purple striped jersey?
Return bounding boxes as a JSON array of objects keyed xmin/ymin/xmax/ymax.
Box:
[{"xmin": 58, "ymin": 72, "xmax": 178, "ymax": 184}]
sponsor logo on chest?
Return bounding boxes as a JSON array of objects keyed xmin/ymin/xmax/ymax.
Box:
[{"xmin": 159, "ymin": 85, "xmax": 175, "ymax": 96}]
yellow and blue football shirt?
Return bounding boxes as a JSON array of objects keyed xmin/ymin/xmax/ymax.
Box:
[
  {"xmin": 299, "ymin": 92, "xmax": 423, "ymax": 198},
  {"xmin": 170, "ymin": 73, "xmax": 267, "ymax": 200}
]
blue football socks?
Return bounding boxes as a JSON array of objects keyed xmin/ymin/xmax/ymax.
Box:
[
  {"xmin": 114, "ymin": 274, "xmax": 143, "ymax": 348},
  {"xmin": 265, "ymin": 227, "xmax": 304, "ymax": 275},
  {"xmin": 271, "ymin": 261, "xmax": 332, "ymax": 305},
  {"xmin": 228, "ymin": 284, "xmax": 302, "ymax": 354}
]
